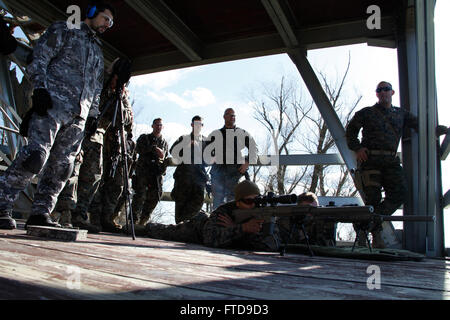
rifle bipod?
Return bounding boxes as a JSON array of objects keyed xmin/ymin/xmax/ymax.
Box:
[
  {"xmin": 352, "ymin": 228, "xmax": 372, "ymax": 253},
  {"xmin": 280, "ymin": 218, "xmax": 314, "ymax": 257}
]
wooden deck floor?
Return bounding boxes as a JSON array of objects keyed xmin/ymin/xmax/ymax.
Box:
[{"xmin": 0, "ymin": 221, "xmax": 449, "ymax": 300}]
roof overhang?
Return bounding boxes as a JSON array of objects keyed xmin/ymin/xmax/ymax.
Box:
[{"xmin": 2, "ymin": 0, "xmax": 404, "ymax": 75}]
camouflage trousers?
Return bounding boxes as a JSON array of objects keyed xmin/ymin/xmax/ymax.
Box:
[
  {"xmin": 211, "ymin": 166, "xmax": 242, "ymax": 210},
  {"xmin": 360, "ymin": 155, "xmax": 406, "ymax": 215},
  {"xmin": 131, "ymin": 173, "xmax": 163, "ymax": 224},
  {"xmin": 0, "ymin": 112, "xmax": 85, "ymax": 216},
  {"xmin": 277, "ymin": 217, "xmax": 336, "ymax": 246},
  {"xmin": 358, "ymin": 155, "xmax": 407, "ymax": 233},
  {"xmin": 145, "ymin": 211, "xmax": 209, "ymax": 243},
  {"xmin": 72, "ymin": 139, "xmax": 103, "ymax": 218},
  {"xmin": 171, "ymin": 181, "xmax": 205, "ymax": 224},
  {"xmin": 89, "ymin": 158, "xmax": 128, "ymax": 224},
  {"xmin": 53, "ymin": 153, "xmax": 83, "ymax": 213}
]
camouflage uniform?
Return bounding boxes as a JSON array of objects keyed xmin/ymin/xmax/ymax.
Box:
[
  {"xmin": 73, "ymin": 87, "xmax": 133, "ymax": 229},
  {"xmin": 208, "ymin": 127, "xmax": 257, "ymax": 209},
  {"xmin": 170, "ymin": 133, "xmax": 209, "ymax": 223},
  {"xmin": 93, "ymin": 115, "xmax": 135, "ymax": 231},
  {"xmin": 144, "ymin": 201, "xmax": 280, "ymax": 252},
  {"xmin": 51, "ymin": 151, "xmax": 83, "ymax": 227},
  {"xmin": 277, "ymin": 216, "xmax": 335, "ymax": 247},
  {"xmin": 0, "ymin": 21, "xmax": 103, "ymax": 226},
  {"xmin": 346, "ymin": 103, "xmax": 418, "ymax": 228},
  {"xmin": 132, "ymin": 133, "xmax": 168, "ymax": 225}
]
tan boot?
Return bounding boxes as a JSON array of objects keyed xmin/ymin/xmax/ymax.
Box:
[
  {"xmin": 71, "ymin": 213, "xmax": 101, "ymax": 233},
  {"xmin": 101, "ymin": 212, "xmax": 122, "ymax": 233},
  {"xmin": 59, "ymin": 210, "xmax": 73, "ymax": 228}
]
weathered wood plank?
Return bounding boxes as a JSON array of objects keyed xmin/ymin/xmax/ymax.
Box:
[
  {"xmin": 0, "ymin": 243, "xmax": 445, "ymax": 300},
  {"xmin": 26, "ymin": 225, "xmax": 88, "ymax": 241},
  {"xmin": 3, "ymin": 232, "xmax": 448, "ymax": 293},
  {"xmin": 0, "ymin": 252, "xmax": 240, "ymax": 300},
  {"xmin": 0, "ymin": 232, "xmax": 448, "ymax": 300}
]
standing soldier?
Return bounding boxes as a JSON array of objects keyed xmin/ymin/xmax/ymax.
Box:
[
  {"xmin": 132, "ymin": 118, "xmax": 168, "ymax": 226},
  {"xmin": 345, "ymin": 81, "xmax": 420, "ymax": 248},
  {"xmin": 208, "ymin": 108, "xmax": 258, "ymax": 209},
  {"xmin": 68, "ymin": 58, "xmax": 132, "ymax": 232},
  {"xmin": 170, "ymin": 116, "xmax": 210, "ymax": 223},
  {"xmin": 92, "ymin": 103, "xmax": 134, "ymax": 233},
  {"xmin": 0, "ymin": 2, "xmax": 113, "ymax": 229}
]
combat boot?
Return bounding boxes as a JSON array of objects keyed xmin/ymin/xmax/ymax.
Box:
[
  {"xmin": 0, "ymin": 211, "xmax": 16, "ymax": 230},
  {"xmin": 101, "ymin": 220, "xmax": 122, "ymax": 233},
  {"xmin": 371, "ymin": 231, "xmax": 386, "ymax": 249},
  {"xmin": 25, "ymin": 213, "xmax": 61, "ymax": 230},
  {"xmin": 71, "ymin": 213, "xmax": 101, "ymax": 233},
  {"xmin": 59, "ymin": 210, "xmax": 73, "ymax": 228},
  {"xmin": 137, "ymin": 213, "xmax": 150, "ymax": 226}
]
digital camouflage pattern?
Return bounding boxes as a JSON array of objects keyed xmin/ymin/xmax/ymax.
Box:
[
  {"xmin": 72, "ymin": 87, "xmax": 133, "ymax": 221},
  {"xmin": 346, "ymin": 103, "xmax": 418, "ymax": 219},
  {"xmin": 170, "ymin": 133, "xmax": 209, "ymax": 223},
  {"xmin": 94, "ymin": 127, "xmax": 136, "ymax": 230},
  {"xmin": 0, "ymin": 21, "xmax": 103, "ymax": 222},
  {"xmin": 0, "ymin": 113, "xmax": 86, "ymax": 216},
  {"xmin": 132, "ymin": 133, "xmax": 168, "ymax": 225},
  {"xmin": 346, "ymin": 103, "xmax": 418, "ymax": 153},
  {"xmin": 27, "ymin": 21, "xmax": 104, "ymax": 121},
  {"xmin": 53, "ymin": 151, "xmax": 83, "ymax": 213},
  {"xmin": 203, "ymin": 201, "xmax": 280, "ymax": 251},
  {"xmin": 277, "ymin": 217, "xmax": 335, "ymax": 247},
  {"xmin": 144, "ymin": 211, "xmax": 209, "ymax": 244},
  {"xmin": 143, "ymin": 201, "xmax": 280, "ymax": 252}
]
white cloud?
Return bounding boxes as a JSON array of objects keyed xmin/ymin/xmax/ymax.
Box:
[
  {"xmin": 146, "ymin": 87, "xmax": 216, "ymax": 109},
  {"xmin": 163, "ymin": 122, "xmax": 191, "ymax": 145},
  {"xmin": 146, "ymin": 91, "xmax": 165, "ymax": 101},
  {"xmin": 130, "ymin": 69, "xmax": 193, "ymax": 91}
]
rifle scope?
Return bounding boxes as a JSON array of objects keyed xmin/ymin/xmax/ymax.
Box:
[{"xmin": 254, "ymin": 192, "xmax": 298, "ymax": 207}]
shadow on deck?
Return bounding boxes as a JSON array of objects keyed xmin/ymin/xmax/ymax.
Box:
[{"xmin": 0, "ymin": 221, "xmax": 449, "ymax": 301}]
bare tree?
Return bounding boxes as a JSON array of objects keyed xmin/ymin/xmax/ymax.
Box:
[
  {"xmin": 297, "ymin": 54, "xmax": 362, "ymax": 197},
  {"xmin": 249, "ymin": 54, "xmax": 361, "ymax": 197},
  {"xmin": 250, "ymin": 76, "xmax": 312, "ymax": 194}
]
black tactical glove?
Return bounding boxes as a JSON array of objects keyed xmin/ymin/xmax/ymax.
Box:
[
  {"xmin": 19, "ymin": 109, "xmax": 33, "ymax": 138},
  {"xmin": 31, "ymin": 88, "xmax": 53, "ymax": 116},
  {"xmin": 84, "ymin": 116, "xmax": 98, "ymax": 137}
]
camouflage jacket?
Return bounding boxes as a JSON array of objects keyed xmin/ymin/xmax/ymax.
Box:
[
  {"xmin": 89, "ymin": 87, "xmax": 133, "ymax": 146},
  {"xmin": 202, "ymin": 201, "xmax": 280, "ymax": 251},
  {"xmin": 135, "ymin": 133, "xmax": 169, "ymax": 175},
  {"xmin": 170, "ymin": 133, "xmax": 209, "ymax": 185},
  {"xmin": 346, "ymin": 103, "xmax": 419, "ymax": 152},
  {"xmin": 27, "ymin": 21, "xmax": 104, "ymax": 121}
]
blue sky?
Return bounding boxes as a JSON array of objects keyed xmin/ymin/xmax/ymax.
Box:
[{"xmin": 128, "ymin": 0, "xmax": 449, "ymax": 244}]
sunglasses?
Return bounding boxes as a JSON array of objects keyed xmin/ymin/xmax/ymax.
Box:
[
  {"xmin": 99, "ymin": 12, "xmax": 114, "ymax": 28},
  {"xmin": 376, "ymin": 86, "xmax": 392, "ymax": 93},
  {"xmin": 239, "ymin": 198, "xmax": 255, "ymax": 205}
]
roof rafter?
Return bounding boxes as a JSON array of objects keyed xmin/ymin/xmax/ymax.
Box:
[
  {"xmin": 132, "ymin": 16, "xmax": 396, "ymax": 75},
  {"xmin": 124, "ymin": 0, "xmax": 203, "ymax": 62}
]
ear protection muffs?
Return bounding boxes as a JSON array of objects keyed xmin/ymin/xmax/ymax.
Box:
[{"xmin": 86, "ymin": 5, "xmax": 97, "ymax": 19}]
